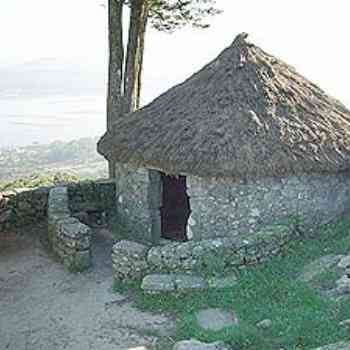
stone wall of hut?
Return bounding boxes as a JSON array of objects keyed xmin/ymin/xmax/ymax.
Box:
[
  {"xmin": 187, "ymin": 173, "xmax": 350, "ymax": 240},
  {"xmin": 114, "ymin": 163, "xmax": 161, "ymax": 242},
  {"xmin": 112, "ymin": 163, "xmax": 350, "ymax": 243}
]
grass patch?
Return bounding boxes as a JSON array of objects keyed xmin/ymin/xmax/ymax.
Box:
[
  {"xmin": 116, "ymin": 218, "xmax": 350, "ymax": 349},
  {"xmin": 113, "ymin": 278, "xmax": 140, "ymax": 295},
  {"xmin": 310, "ymin": 270, "xmax": 341, "ymax": 291}
]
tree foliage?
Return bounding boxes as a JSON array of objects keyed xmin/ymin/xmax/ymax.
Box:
[{"xmin": 132, "ymin": 0, "xmax": 221, "ymax": 32}]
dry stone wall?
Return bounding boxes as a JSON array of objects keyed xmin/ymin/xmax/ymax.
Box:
[
  {"xmin": 1, "ymin": 180, "xmax": 116, "ymax": 272},
  {"xmin": 68, "ymin": 180, "xmax": 116, "ymax": 223},
  {"xmin": 0, "ymin": 187, "xmax": 49, "ymax": 232},
  {"xmin": 47, "ymin": 181, "xmax": 116, "ymax": 271},
  {"xmin": 0, "ymin": 180, "xmax": 116, "ymax": 232},
  {"xmin": 48, "ymin": 187, "xmax": 92, "ymax": 271}
]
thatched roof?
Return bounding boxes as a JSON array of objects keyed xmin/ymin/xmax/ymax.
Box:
[{"xmin": 98, "ymin": 33, "xmax": 350, "ymax": 180}]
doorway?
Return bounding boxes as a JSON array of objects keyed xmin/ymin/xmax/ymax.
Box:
[{"xmin": 160, "ymin": 174, "xmax": 191, "ymax": 242}]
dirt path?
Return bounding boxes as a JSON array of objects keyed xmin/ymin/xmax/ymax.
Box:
[{"xmin": 0, "ymin": 224, "xmax": 175, "ymax": 350}]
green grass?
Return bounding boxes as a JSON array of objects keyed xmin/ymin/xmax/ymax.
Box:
[
  {"xmin": 114, "ymin": 217, "xmax": 350, "ymax": 349},
  {"xmin": 310, "ymin": 270, "xmax": 342, "ymax": 291}
]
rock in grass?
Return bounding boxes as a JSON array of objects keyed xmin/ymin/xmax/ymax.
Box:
[
  {"xmin": 339, "ymin": 319, "xmax": 350, "ymax": 329},
  {"xmin": 195, "ymin": 308, "xmax": 238, "ymax": 332},
  {"xmin": 256, "ymin": 318, "xmax": 272, "ymax": 329},
  {"xmin": 173, "ymin": 339, "xmax": 229, "ymax": 350},
  {"xmin": 338, "ymin": 256, "xmax": 350, "ymax": 269},
  {"xmin": 299, "ymin": 255, "xmax": 344, "ymax": 283},
  {"xmin": 335, "ymin": 275, "xmax": 350, "ymax": 294}
]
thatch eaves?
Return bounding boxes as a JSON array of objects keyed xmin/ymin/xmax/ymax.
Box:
[{"xmin": 98, "ymin": 33, "xmax": 350, "ymax": 180}]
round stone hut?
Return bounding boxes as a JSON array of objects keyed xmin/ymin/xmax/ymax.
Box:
[{"xmin": 98, "ymin": 33, "xmax": 350, "ymax": 244}]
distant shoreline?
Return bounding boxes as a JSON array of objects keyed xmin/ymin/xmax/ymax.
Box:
[{"xmin": 0, "ymin": 136, "xmax": 107, "ymax": 182}]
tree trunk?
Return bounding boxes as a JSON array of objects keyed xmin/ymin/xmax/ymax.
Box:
[
  {"xmin": 106, "ymin": 0, "xmax": 149, "ymax": 178},
  {"xmin": 107, "ymin": 0, "xmax": 124, "ymax": 178},
  {"xmin": 124, "ymin": 0, "xmax": 149, "ymax": 114}
]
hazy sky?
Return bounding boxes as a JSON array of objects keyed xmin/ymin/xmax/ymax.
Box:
[{"xmin": 1, "ymin": 0, "xmax": 350, "ymax": 106}]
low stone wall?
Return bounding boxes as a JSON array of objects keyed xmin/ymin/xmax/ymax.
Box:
[
  {"xmin": 112, "ymin": 240, "xmax": 150, "ymax": 281},
  {"xmin": 0, "ymin": 179, "xmax": 116, "ymax": 233},
  {"xmin": 112, "ymin": 224, "xmax": 297, "ymax": 289},
  {"xmin": 68, "ymin": 180, "xmax": 116, "ymax": 224},
  {"xmin": 0, "ymin": 187, "xmax": 49, "ymax": 232},
  {"xmin": 1, "ymin": 179, "xmax": 116, "ymax": 271},
  {"xmin": 47, "ymin": 181, "xmax": 116, "ymax": 272},
  {"xmin": 48, "ymin": 187, "xmax": 92, "ymax": 271}
]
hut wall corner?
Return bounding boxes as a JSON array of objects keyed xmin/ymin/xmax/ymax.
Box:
[{"xmin": 114, "ymin": 163, "xmax": 161, "ymax": 243}]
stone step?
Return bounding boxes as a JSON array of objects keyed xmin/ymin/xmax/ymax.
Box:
[
  {"xmin": 173, "ymin": 339, "xmax": 229, "ymax": 350},
  {"xmin": 141, "ymin": 274, "xmax": 208, "ymax": 294},
  {"xmin": 195, "ymin": 308, "xmax": 239, "ymax": 332}
]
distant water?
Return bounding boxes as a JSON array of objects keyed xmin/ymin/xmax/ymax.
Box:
[{"xmin": 0, "ymin": 94, "xmax": 106, "ymax": 148}]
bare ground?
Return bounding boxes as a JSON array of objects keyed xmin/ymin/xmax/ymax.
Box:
[{"xmin": 0, "ymin": 223, "xmax": 175, "ymax": 350}]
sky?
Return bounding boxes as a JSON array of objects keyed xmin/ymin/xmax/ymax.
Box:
[{"xmin": 1, "ymin": 0, "xmax": 350, "ymax": 106}]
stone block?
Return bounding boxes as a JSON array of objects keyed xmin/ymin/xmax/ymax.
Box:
[
  {"xmin": 141, "ymin": 274, "xmax": 208, "ymax": 294},
  {"xmin": 195, "ymin": 308, "xmax": 238, "ymax": 332},
  {"xmin": 173, "ymin": 274, "xmax": 208, "ymax": 291},
  {"xmin": 256, "ymin": 319, "xmax": 272, "ymax": 329},
  {"xmin": 141, "ymin": 274, "xmax": 175, "ymax": 293},
  {"xmin": 207, "ymin": 275, "xmax": 238, "ymax": 289},
  {"xmin": 59, "ymin": 218, "xmax": 91, "ymax": 240},
  {"xmin": 173, "ymin": 340, "xmax": 229, "ymax": 350}
]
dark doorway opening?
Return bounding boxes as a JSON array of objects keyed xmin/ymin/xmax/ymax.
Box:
[{"xmin": 161, "ymin": 174, "xmax": 191, "ymax": 242}]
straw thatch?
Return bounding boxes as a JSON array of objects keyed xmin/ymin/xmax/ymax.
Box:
[{"xmin": 98, "ymin": 33, "xmax": 350, "ymax": 180}]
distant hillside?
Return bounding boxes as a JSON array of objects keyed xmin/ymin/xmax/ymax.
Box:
[
  {"xmin": 0, "ymin": 137, "xmax": 107, "ymax": 183},
  {"xmin": 0, "ymin": 58, "xmax": 106, "ymax": 99}
]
